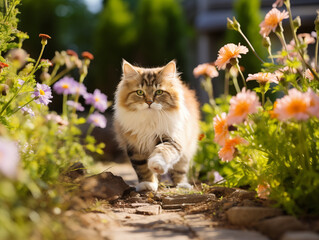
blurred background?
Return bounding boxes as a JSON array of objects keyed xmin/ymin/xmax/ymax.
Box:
[{"xmin": 18, "ymin": 0, "xmax": 319, "ymax": 161}]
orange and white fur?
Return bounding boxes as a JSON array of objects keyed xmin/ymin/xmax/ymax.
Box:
[{"xmin": 113, "ymin": 60, "xmax": 200, "ymax": 191}]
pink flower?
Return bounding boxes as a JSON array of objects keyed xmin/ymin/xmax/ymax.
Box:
[
  {"xmin": 227, "ymin": 88, "xmax": 261, "ymax": 125},
  {"xmin": 305, "ymin": 69, "xmax": 315, "ymax": 81},
  {"xmin": 0, "ymin": 137, "xmax": 20, "ymax": 178},
  {"xmin": 307, "ymin": 88, "xmax": 319, "ymax": 119},
  {"xmin": 259, "ymin": 8, "xmax": 289, "ymax": 37},
  {"xmin": 218, "ymin": 137, "xmax": 248, "ymax": 162},
  {"xmin": 88, "ymin": 112, "xmax": 107, "ymax": 128},
  {"xmin": 274, "ymin": 88, "xmax": 311, "ymax": 121},
  {"xmin": 215, "ymin": 43, "xmax": 248, "ymax": 70},
  {"xmin": 213, "ymin": 112, "xmax": 229, "ymax": 146},
  {"xmin": 32, "ymin": 83, "xmax": 52, "ymax": 106},
  {"xmin": 246, "ymin": 72, "xmax": 278, "ymax": 85},
  {"xmin": 193, "ymin": 63, "xmax": 219, "ymax": 78}
]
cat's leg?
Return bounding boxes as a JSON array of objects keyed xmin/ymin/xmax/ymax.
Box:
[
  {"xmin": 169, "ymin": 156, "xmax": 192, "ymax": 189},
  {"xmin": 127, "ymin": 148, "xmax": 158, "ymax": 192},
  {"xmin": 148, "ymin": 137, "xmax": 181, "ymax": 175}
]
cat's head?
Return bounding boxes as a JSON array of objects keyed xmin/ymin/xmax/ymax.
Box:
[{"xmin": 115, "ymin": 60, "xmax": 182, "ymax": 112}]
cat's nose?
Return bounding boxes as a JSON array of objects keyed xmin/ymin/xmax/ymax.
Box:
[{"xmin": 146, "ymin": 100, "xmax": 153, "ymax": 106}]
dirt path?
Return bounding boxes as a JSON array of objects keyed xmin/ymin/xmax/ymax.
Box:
[{"xmin": 62, "ymin": 163, "xmax": 319, "ymax": 240}]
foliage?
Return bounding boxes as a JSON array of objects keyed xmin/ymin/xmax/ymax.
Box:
[
  {"xmin": 0, "ymin": 2, "xmax": 107, "ymax": 239},
  {"xmin": 194, "ymin": 0, "xmax": 319, "ymax": 216}
]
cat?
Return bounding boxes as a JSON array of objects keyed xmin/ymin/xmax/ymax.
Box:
[{"xmin": 113, "ymin": 60, "xmax": 200, "ymax": 191}]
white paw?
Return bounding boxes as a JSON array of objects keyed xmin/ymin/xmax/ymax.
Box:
[
  {"xmin": 148, "ymin": 154, "xmax": 168, "ymax": 175},
  {"xmin": 176, "ymin": 182, "xmax": 193, "ymax": 189},
  {"xmin": 136, "ymin": 181, "xmax": 158, "ymax": 192}
]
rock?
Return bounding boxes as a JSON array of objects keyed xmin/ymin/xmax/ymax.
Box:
[
  {"xmin": 226, "ymin": 206, "xmax": 282, "ymax": 227},
  {"xmin": 281, "ymin": 231, "xmax": 319, "ymax": 240},
  {"xmin": 256, "ymin": 216, "xmax": 307, "ymax": 240},
  {"xmin": 65, "ymin": 162, "xmax": 87, "ymax": 180},
  {"xmin": 208, "ymin": 186, "xmax": 236, "ymax": 198},
  {"xmin": 162, "ymin": 194, "xmax": 215, "ymax": 205},
  {"xmin": 135, "ymin": 205, "xmax": 162, "ymax": 215},
  {"xmin": 229, "ymin": 189, "xmax": 256, "ymax": 200},
  {"xmin": 80, "ymin": 172, "xmax": 130, "ymax": 201},
  {"xmin": 194, "ymin": 228, "xmax": 270, "ymax": 240}
]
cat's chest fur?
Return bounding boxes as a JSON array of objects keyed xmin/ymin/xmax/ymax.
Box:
[{"xmin": 115, "ymin": 106, "xmax": 184, "ymax": 153}]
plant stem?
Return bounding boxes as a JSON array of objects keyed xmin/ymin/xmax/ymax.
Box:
[
  {"xmin": 72, "ymin": 73, "xmax": 87, "ymax": 114},
  {"xmin": 48, "ymin": 63, "xmax": 60, "ymax": 84},
  {"xmin": 86, "ymin": 124, "xmax": 95, "ymax": 138},
  {"xmin": 238, "ymin": 29, "xmax": 265, "ymax": 63},
  {"xmin": 267, "ymin": 46, "xmax": 274, "ymax": 64},
  {"xmin": 232, "ymin": 76, "xmax": 241, "ymax": 93},
  {"xmin": 10, "ymin": 97, "xmax": 36, "ymax": 116},
  {"xmin": 30, "ymin": 44, "xmax": 45, "ymax": 76},
  {"xmin": 49, "ymin": 67, "xmax": 74, "ymax": 86},
  {"xmin": 224, "ymin": 69, "xmax": 230, "ymax": 96},
  {"xmin": 236, "ymin": 62, "xmax": 247, "ymax": 88},
  {"xmin": 62, "ymin": 93, "xmax": 67, "ymax": 117}
]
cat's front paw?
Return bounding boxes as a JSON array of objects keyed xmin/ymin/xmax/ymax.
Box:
[
  {"xmin": 176, "ymin": 182, "xmax": 193, "ymax": 189},
  {"xmin": 136, "ymin": 181, "xmax": 158, "ymax": 192},
  {"xmin": 148, "ymin": 154, "xmax": 168, "ymax": 175}
]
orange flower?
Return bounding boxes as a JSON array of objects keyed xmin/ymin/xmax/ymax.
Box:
[
  {"xmin": 257, "ymin": 183, "xmax": 270, "ymax": 199},
  {"xmin": 246, "ymin": 72, "xmax": 278, "ymax": 85},
  {"xmin": 81, "ymin": 51, "xmax": 94, "ymax": 60},
  {"xmin": 269, "ymin": 101, "xmax": 279, "ymax": 119},
  {"xmin": 259, "ymin": 8, "xmax": 289, "ymax": 37},
  {"xmin": 66, "ymin": 49, "xmax": 78, "ymax": 58},
  {"xmin": 274, "ymin": 88, "xmax": 311, "ymax": 121},
  {"xmin": 215, "ymin": 43, "xmax": 248, "ymax": 70},
  {"xmin": 193, "ymin": 63, "xmax": 219, "ymax": 78},
  {"xmin": 307, "ymin": 88, "xmax": 319, "ymax": 119},
  {"xmin": 218, "ymin": 136, "xmax": 248, "ymax": 162},
  {"xmin": 227, "ymin": 88, "xmax": 261, "ymax": 125},
  {"xmin": 213, "ymin": 112, "xmax": 229, "ymax": 146}
]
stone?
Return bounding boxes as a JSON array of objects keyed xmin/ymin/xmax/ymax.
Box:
[
  {"xmin": 195, "ymin": 228, "xmax": 270, "ymax": 240},
  {"xmin": 162, "ymin": 194, "xmax": 215, "ymax": 205},
  {"xmin": 80, "ymin": 172, "xmax": 130, "ymax": 201},
  {"xmin": 226, "ymin": 206, "xmax": 282, "ymax": 227},
  {"xmin": 256, "ymin": 216, "xmax": 307, "ymax": 240},
  {"xmin": 136, "ymin": 205, "xmax": 162, "ymax": 215},
  {"xmin": 229, "ymin": 189, "xmax": 256, "ymax": 200},
  {"xmin": 281, "ymin": 231, "xmax": 319, "ymax": 240},
  {"xmin": 208, "ymin": 186, "xmax": 236, "ymax": 198}
]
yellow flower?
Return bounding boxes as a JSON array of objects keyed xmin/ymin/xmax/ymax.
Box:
[{"xmin": 215, "ymin": 43, "xmax": 248, "ymax": 70}]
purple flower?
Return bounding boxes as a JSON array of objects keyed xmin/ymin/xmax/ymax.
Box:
[
  {"xmin": 88, "ymin": 112, "xmax": 107, "ymax": 128},
  {"xmin": 74, "ymin": 82, "xmax": 87, "ymax": 97},
  {"xmin": 67, "ymin": 100, "xmax": 85, "ymax": 111},
  {"xmin": 32, "ymin": 83, "xmax": 52, "ymax": 105},
  {"xmin": 53, "ymin": 76, "xmax": 77, "ymax": 95},
  {"xmin": 85, "ymin": 89, "xmax": 107, "ymax": 112},
  {"xmin": 21, "ymin": 106, "xmax": 35, "ymax": 117},
  {"xmin": 0, "ymin": 137, "xmax": 20, "ymax": 179}
]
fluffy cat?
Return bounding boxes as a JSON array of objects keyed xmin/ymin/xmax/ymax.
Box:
[{"xmin": 113, "ymin": 60, "xmax": 200, "ymax": 191}]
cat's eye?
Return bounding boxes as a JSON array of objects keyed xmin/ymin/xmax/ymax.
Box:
[
  {"xmin": 155, "ymin": 90, "xmax": 163, "ymax": 95},
  {"xmin": 136, "ymin": 90, "xmax": 144, "ymax": 96}
]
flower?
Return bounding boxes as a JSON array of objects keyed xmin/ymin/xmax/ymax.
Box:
[
  {"xmin": 74, "ymin": 82, "xmax": 87, "ymax": 97},
  {"xmin": 274, "ymin": 88, "xmax": 311, "ymax": 121},
  {"xmin": 298, "ymin": 33, "xmax": 316, "ymax": 45},
  {"xmin": 6, "ymin": 48, "xmax": 28, "ymax": 68},
  {"xmin": 46, "ymin": 113, "xmax": 69, "ymax": 126},
  {"xmin": 257, "ymin": 183, "xmax": 270, "ymax": 199},
  {"xmin": 32, "ymin": 83, "xmax": 53, "ymax": 105},
  {"xmin": 227, "ymin": 88, "xmax": 261, "ymax": 125},
  {"xmin": 218, "ymin": 136, "xmax": 247, "ymax": 162},
  {"xmin": 306, "ymin": 88, "xmax": 319, "ymax": 118},
  {"xmin": 88, "ymin": 112, "xmax": 107, "ymax": 128},
  {"xmin": 53, "ymin": 76, "xmax": 77, "ymax": 95},
  {"xmin": 215, "ymin": 43, "xmax": 248, "ymax": 70},
  {"xmin": 213, "ymin": 112, "xmax": 229, "ymax": 146},
  {"xmin": 39, "ymin": 33, "xmax": 51, "ymax": 45},
  {"xmin": 272, "ymin": 0, "xmax": 284, "ymax": 8},
  {"xmin": 305, "ymin": 69, "xmax": 315, "ymax": 81},
  {"xmin": 85, "ymin": 89, "xmax": 108, "ymax": 112},
  {"xmin": 21, "ymin": 106, "xmax": 35, "ymax": 117},
  {"xmin": 66, "ymin": 49, "xmax": 78, "ymax": 58},
  {"xmin": 0, "ymin": 62, "xmax": 9, "ymax": 73},
  {"xmin": 81, "ymin": 51, "xmax": 94, "ymax": 60},
  {"xmin": 259, "ymin": 8, "xmax": 289, "ymax": 37},
  {"xmin": 246, "ymin": 72, "xmax": 278, "ymax": 85},
  {"xmin": 67, "ymin": 100, "xmax": 85, "ymax": 112},
  {"xmin": 193, "ymin": 63, "xmax": 219, "ymax": 78},
  {"xmin": 0, "ymin": 137, "xmax": 20, "ymax": 178}
]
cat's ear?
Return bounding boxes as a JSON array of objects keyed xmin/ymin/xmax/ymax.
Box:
[
  {"xmin": 160, "ymin": 60, "xmax": 176, "ymax": 78},
  {"xmin": 122, "ymin": 59, "xmax": 138, "ymax": 78}
]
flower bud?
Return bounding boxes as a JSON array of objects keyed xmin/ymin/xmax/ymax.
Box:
[
  {"xmin": 262, "ymin": 37, "xmax": 271, "ymax": 48},
  {"xmin": 293, "ymin": 16, "xmax": 301, "ymax": 31},
  {"xmin": 227, "ymin": 17, "xmax": 240, "ymax": 32}
]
